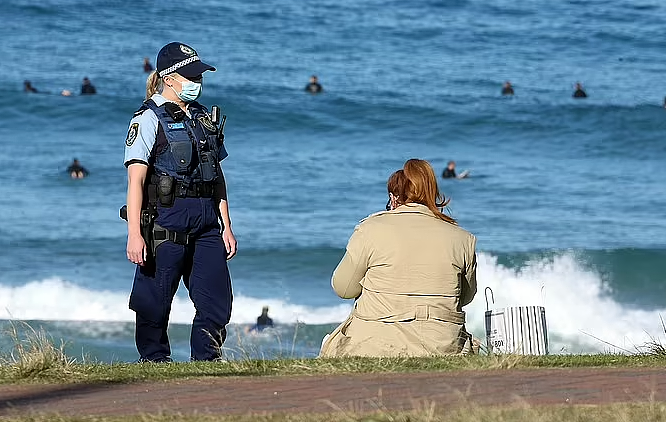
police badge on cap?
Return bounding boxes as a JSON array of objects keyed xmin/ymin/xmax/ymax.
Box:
[{"xmin": 156, "ymin": 42, "xmax": 216, "ymax": 79}]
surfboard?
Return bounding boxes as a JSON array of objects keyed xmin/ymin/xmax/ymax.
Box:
[{"xmin": 457, "ymin": 170, "xmax": 470, "ymax": 179}]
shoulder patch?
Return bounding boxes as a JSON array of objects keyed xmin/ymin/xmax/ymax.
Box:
[
  {"xmin": 198, "ymin": 115, "xmax": 217, "ymax": 132},
  {"xmin": 126, "ymin": 123, "xmax": 139, "ymax": 146}
]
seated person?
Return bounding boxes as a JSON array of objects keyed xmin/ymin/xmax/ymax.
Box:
[
  {"xmin": 67, "ymin": 158, "xmax": 89, "ymax": 179},
  {"xmin": 319, "ymin": 159, "xmax": 477, "ymax": 357},
  {"xmin": 501, "ymin": 81, "xmax": 514, "ymax": 96},
  {"xmin": 573, "ymin": 82, "xmax": 587, "ymax": 98},
  {"xmin": 24, "ymin": 80, "xmax": 38, "ymax": 93},
  {"xmin": 81, "ymin": 77, "xmax": 97, "ymax": 95},
  {"xmin": 305, "ymin": 75, "xmax": 323, "ymax": 94},
  {"xmin": 442, "ymin": 160, "xmax": 457, "ymax": 179}
]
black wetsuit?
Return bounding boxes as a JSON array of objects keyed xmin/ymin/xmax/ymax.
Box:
[
  {"xmin": 502, "ymin": 87, "xmax": 514, "ymax": 96},
  {"xmin": 257, "ymin": 315, "xmax": 273, "ymax": 328},
  {"xmin": 253, "ymin": 314, "xmax": 274, "ymax": 332},
  {"xmin": 144, "ymin": 63, "xmax": 154, "ymax": 73},
  {"xmin": 81, "ymin": 84, "xmax": 97, "ymax": 95},
  {"xmin": 442, "ymin": 168, "xmax": 457, "ymax": 179},
  {"xmin": 573, "ymin": 89, "xmax": 587, "ymax": 98},
  {"xmin": 305, "ymin": 83, "xmax": 323, "ymax": 94}
]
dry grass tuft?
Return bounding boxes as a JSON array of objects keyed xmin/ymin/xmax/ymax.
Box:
[
  {"xmin": 4, "ymin": 401, "xmax": 666, "ymax": 421},
  {"xmin": 0, "ymin": 320, "xmax": 79, "ymax": 381}
]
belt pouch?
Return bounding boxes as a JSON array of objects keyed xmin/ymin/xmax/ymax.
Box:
[
  {"xmin": 198, "ymin": 151, "xmax": 217, "ymax": 182},
  {"xmin": 158, "ymin": 176, "xmax": 175, "ymax": 207},
  {"xmin": 171, "ymin": 142, "xmax": 193, "ymax": 174}
]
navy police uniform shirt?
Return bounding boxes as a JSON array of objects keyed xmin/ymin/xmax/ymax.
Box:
[{"xmin": 124, "ymin": 93, "xmax": 228, "ymax": 168}]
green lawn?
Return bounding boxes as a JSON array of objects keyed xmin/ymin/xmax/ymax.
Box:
[{"xmin": 1, "ymin": 354, "xmax": 666, "ymax": 384}]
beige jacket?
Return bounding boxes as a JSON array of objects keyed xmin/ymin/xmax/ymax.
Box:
[{"xmin": 319, "ymin": 203, "xmax": 477, "ymax": 358}]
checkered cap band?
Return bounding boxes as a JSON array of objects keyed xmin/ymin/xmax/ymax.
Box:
[{"xmin": 159, "ymin": 56, "xmax": 200, "ymax": 77}]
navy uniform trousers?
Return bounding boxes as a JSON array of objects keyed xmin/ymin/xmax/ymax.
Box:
[{"xmin": 129, "ymin": 197, "xmax": 233, "ymax": 362}]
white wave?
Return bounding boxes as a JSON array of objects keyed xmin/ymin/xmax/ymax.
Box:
[
  {"xmin": 0, "ymin": 277, "xmax": 351, "ymax": 326},
  {"xmin": 2, "ymin": 251, "xmax": 666, "ymax": 353},
  {"xmin": 466, "ymin": 252, "xmax": 666, "ymax": 353}
]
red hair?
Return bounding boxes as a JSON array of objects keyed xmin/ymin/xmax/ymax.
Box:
[{"xmin": 387, "ymin": 159, "xmax": 456, "ymax": 225}]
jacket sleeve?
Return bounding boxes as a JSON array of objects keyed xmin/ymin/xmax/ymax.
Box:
[
  {"xmin": 331, "ymin": 225, "xmax": 369, "ymax": 299},
  {"xmin": 459, "ymin": 235, "xmax": 478, "ymax": 307}
]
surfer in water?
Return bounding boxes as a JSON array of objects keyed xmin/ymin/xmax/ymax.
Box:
[
  {"xmin": 24, "ymin": 80, "xmax": 38, "ymax": 93},
  {"xmin": 501, "ymin": 81, "xmax": 514, "ymax": 96},
  {"xmin": 67, "ymin": 158, "xmax": 89, "ymax": 179},
  {"xmin": 573, "ymin": 82, "xmax": 587, "ymax": 98},
  {"xmin": 442, "ymin": 161, "xmax": 457, "ymax": 179},
  {"xmin": 305, "ymin": 75, "xmax": 323, "ymax": 94},
  {"xmin": 81, "ymin": 77, "xmax": 97, "ymax": 95},
  {"xmin": 442, "ymin": 161, "xmax": 469, "ymax": 179},
  {"xmin": 247, "ymin": 306, "xmax": 274, "ymax": 333}
]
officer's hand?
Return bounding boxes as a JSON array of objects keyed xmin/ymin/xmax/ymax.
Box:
[
  {"xmin": 127, "ymin": 233, "xmax": 147, "ymax": 266},
  {"xmin": 222, "ymin": 228, "xmax": 237, "ymax": 260}
]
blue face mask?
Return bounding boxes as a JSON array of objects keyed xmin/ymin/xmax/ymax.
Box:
[{"xmin": 169, "ymin": 76, "xmax": 202, "ymax": 103}]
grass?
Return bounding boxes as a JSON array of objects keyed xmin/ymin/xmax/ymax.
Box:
[
  {"xmin": 3, "ymin": 403, "xmax": 666, "ymax": 421},
  {"xmin": 1, "ymin": 320, "xmax": 666, "ymax": 384},
  {"xmin": 0, "ymin": 351, "xmax": 666, "ymax": 384}
]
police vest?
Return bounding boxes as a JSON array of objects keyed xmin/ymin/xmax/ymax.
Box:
[{"xmin": 143, "ymin": 100, "xmax": 221, "ymax": 184}]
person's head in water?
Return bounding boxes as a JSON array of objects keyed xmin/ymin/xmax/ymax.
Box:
[
  {"xmin": 261, "ymin": 306, "xmax": 269, "ymax": 316},
  {"xmin": 310, "ymin": 75, "xmax": 318, "ymax": 84},
  {"xmin": 387, "ymin": 159, "xmax": 456, "ymax": 225},
  {"xmin": 24, "ymin": 80, "xmax": 36, "ymax": 92},
  {"xmin": 72, "ymin": 158, "xmax": 80, "ymax": 165},
  {"xmin": 575, "ymin": 82, "xmax": 583, "ymax": 91}
]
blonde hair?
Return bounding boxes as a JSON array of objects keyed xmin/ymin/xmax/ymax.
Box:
[
  {"xmin": 387, "ymin": 159, "xmax": 457, "ymax": 225},
  {"xmin": 145, "ymin": 70, "xmax": 164, "ymax": 100}
]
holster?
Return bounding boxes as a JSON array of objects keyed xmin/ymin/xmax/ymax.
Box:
[
  {"xmin": 152, "ymin": 223, "xmax": 192, "ymax": 256},
  {"xmin": 120, "ymin": 205, "xmax": 157, "ymax": 263}
]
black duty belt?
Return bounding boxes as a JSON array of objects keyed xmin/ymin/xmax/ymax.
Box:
[{"xmin": 175, "ymin": 182, "xmax": 214, "ymax": 198}]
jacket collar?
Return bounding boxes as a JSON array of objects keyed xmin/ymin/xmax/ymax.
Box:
[{"xmin": 390, "ymin": 203, "xmax": 435, "ymax": 217}]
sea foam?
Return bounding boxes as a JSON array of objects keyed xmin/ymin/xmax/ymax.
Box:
[{"xmin": 1, "ymin": 251, "xmax": 664, "ymax": 353}]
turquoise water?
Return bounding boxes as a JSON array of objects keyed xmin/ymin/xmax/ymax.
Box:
[{"xmin": 1, "ymin": 0, "xmax": 666, "ymax": 361}]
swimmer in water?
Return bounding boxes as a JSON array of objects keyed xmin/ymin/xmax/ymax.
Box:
[
  {"xmin": 501, "ymin": 81, "xmax": 514, "ymax": 96},
  {"xmin": 81, "ymin": 77, "xmax": 97, "ymax": 95},
  {"xmin": 305, "ymin": 75, "xmax": 323, "ymax": 94},
  {"xmin": 442, "ymin": 161, "xmax": 457, "ymax": 179},
  {"xmin": 24, "ymin": 80, "xmax": 38, "ymax": 93},
  {"xmin": 573, "ymin": 82, "xmax": 587, "ymax": 98},
  {"xmin": 143, "ymin": 57, "xmax": 154, "ymax": 73},
  {"xmin": 67, "ymin": 158, "xmax": 89, "ymax": 179}
]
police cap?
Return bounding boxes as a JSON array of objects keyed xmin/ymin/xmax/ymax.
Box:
[{"xmin": 157, "ymin": 42, "xmax": 216, "ymax": 79}]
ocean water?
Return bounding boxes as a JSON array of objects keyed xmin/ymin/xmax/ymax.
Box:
[{"xmin": 1, "ymin": 0, "xmax": 666, "ymax": 362}]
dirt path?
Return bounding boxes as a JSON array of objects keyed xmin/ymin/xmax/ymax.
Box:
[{"xmin": 1, "ymin": 368, "xmax": 665, "ymax": 417}]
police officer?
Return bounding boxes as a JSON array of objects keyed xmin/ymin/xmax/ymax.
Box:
[{"xmin": 124, "ymin": 42, "xmax": 237, "ymax": 362}]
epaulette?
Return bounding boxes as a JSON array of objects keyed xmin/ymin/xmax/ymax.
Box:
[
  {"xmin": 133, "ymin": 106, "xmax": 148, "ymax": 118},
  {"xmin": 359, "ymin": 210, "xmax": 390, "ymax": 223},
  {"xmin": 133, "ymin": 99, "xmax": 158, "ymax": 118}
]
